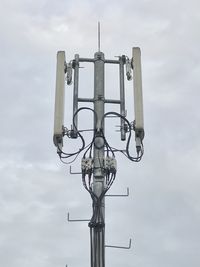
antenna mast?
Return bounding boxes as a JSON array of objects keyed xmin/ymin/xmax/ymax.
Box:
[
  {"xmin": 98, "ymin": 21, "xmax": 101, "ymax": 52},
  {"xmin": 53, "ymin": 24, "xmax": 144, "ymax": 267}
]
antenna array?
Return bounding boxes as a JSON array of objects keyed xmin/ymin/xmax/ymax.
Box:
[{"xmin": 53, "ymin": 25, "xmax": 144, "ymax": 267}]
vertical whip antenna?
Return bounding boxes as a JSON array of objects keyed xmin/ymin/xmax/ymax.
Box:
[{"xmin": 98, "ymin": 21, "xmax": 101, "ymax": 52}]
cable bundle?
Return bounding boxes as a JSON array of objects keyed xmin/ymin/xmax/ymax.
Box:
[{"xmin": 56, "ymin": 107, "xmax": 144, "ymax": 267}]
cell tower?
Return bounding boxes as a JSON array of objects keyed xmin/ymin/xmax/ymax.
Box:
[{"xmin": 53, "ymin": 24, "xmax": 144, "ymax": 267}]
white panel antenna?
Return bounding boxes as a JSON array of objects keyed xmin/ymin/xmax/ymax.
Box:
[
  {"xmin": 132, "ymin": 47, "xmax": 144, "ymax": 139},
  {"xmin": 53, "ymin": 51, "xmax": 66, "ymax": 147}
]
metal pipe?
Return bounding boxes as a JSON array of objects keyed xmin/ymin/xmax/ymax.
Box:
[
  {"xmin": 79, "ymin": 57, "xmax": 95, "ymax": 63},
  {"xmin": 72, "ymin": 54, "xmax": 79, "ymax": 134},
  {"xmin": 91, "ymin": 51, "xmax": 105, "ymax": 267},
  {"xmin": 105, "ymin": 239, "xmax": 132, "ymax": 249},
  {"xmin": 78, "ymin": 97, "xmax": 121, "ymax": 104},
  {"xmin": 79, "ymin": 57, "xmax": 120, "ymax": 64},
  {"xmin": 78, "ymin": 58, "xmax": 119, "ymax": 64},
  {"xmin": 104, "ymin": 59, "xmax": 120, "ymax": 64},
  {"xmin": 119, "ymin": 56, "xmax": 126, "ymax": 140},
  {"xmin": 78, "ymin": 97, "xmax": 94, "ymax": 103},
  {"xmin": 67, "ymin": 213, "xmax": 90, "ymax": 222},
  {"xmin": 104, "ymin": 99, "xmax": 121, "ymax": 104}
]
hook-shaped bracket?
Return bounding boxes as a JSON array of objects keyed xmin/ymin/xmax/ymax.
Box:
[
  {"xmin": 67, "ymin": 212, "xmax": 90, "ymax": 222},
  {"xmin": 106, "ymin": 187, "xmax": 129, "ymax": 197},
  {"xmin": 69, "ymin": 166, "xmax": 82, "ymax": 175},
  {"xmin": 105, "ymin": 238, "xmax": 132, "ymax": 249}
]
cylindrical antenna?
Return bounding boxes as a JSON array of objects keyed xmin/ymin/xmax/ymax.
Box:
[{"xmin": 98, "ymin": 22, "xmax": 101, "ymax": 52}]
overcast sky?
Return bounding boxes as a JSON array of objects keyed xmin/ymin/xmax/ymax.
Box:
[{"xmin": 0, "ymin": 0, "xmax": 200, "ymax": 267}]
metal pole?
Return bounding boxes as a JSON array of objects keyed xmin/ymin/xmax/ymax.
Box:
[
  {"xmin": 91, "ymin": 51, "xmax": 105, "ymax": 267},
  {"xmin": 72, "ymin": 54, "xmax": 79, "ymax": 134},
  {"xmin": 119, "ymin": 56, "xmax": 126, "ymax": 141}
]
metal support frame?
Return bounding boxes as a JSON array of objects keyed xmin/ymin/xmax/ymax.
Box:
[
  {"xmin": 91, "ymin": 51, "xmax": 105, "ymax": 267},
  {"xmin": 72, "ymin": 54, "xmax": 126, "ymax": 141},
  {"xmin": 69, "ymin": 52, "xmax": 129, "ymax": 267},
  {"xmin": 54, "ymin": 44, "xmax": 144, "ymax": 267},
  {"xmin": 72, "ymin": 54, "xmax": 79, "ymax": 134},
  {"xmin": 119, "ymin": 56, "xmax": 126, "ymax": 141}
]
